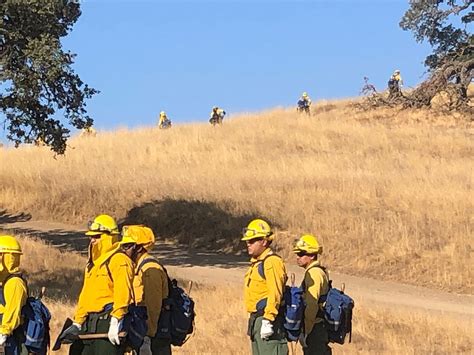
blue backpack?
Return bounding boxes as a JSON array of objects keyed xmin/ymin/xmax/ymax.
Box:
[
  {"xmin": 257, "ymin": 255, "xmax": 305, "ymax": 341},
  {"xmin": 2, "ymin": 275, "xmax": 51, "ymax": 355},
  {"xmin": 259, "ymin": 258, "xmax": 354, "ymax": 344},
  {"xmin": 282, "ymin": 284, "xmax": 304, "ymax": 341},
  {"xmin": 320, "ymin": 284, "xmax": 354, "ymax": 344},
  {"xmin": 122, "ymin": 304, "xmax": 148, "ymax": 350},
  {"xmin": 138, "ymin": 258, "xmax": 195, "ymax": 346},
  {"xmin": 22, "ymin": 296, "xmax": 51, "ymax": 354}
]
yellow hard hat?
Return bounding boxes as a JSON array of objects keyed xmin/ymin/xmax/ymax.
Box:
[
  {"xmin": 0, "ymin": 235, "xmax": 23, "ymax": 254},
  {"xmin": 86, "ymin": 214, "xmax": 120, "ymax": 236},
  {"xmin": 241, "ymin": 219, "xmax": 274, "ymax": 241},
  {"xmin": 120, "ymin": 225, "xmax": 155, "ymax": 250},
  {"xmin": 302, "ymin": 92, "xmax": 308, "ymax": 97},
  {"xmin": 160, "ymin": 111, "xmax": 166, "ymax": 116},
  {"xmin": 293, "ymin": 234, "xmax": 322, "ymax": 255}
]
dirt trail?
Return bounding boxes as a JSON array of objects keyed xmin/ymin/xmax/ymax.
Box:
[{"xmin": 2, "ymin": 219, "xmax": 473, "ymax": 321}]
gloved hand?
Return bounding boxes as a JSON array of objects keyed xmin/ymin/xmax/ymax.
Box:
[
  {"xmin": 107, "ymin": 317, "xmax": 122, "ymax": 346},
  {"xmin": 0, "ymin": 333, "xmax": 7, "ymax": 346},
  {"xmin": 139, "ymin": 336, "xmax": 152, "ymax": 355},
  {"xmin": 260, "ymin": 318, "xmax": 274, "ymax": 340},
  {"xmin": 299, "ymin": 333, "xmax": 308, "ymax": 348},
  {"xmin": 60, "ymin": 322, "xmax": 82, "ymax": 344}
]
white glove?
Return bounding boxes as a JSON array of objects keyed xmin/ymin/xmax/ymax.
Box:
[
  {"xmin": 139, "ymin": 336, "xmax": 152, "ymax": 355},
  {"xmin": 107, "ymin": 317, "xmax": 121, "ymax": 346},
  {"xmin": 260, "ymin": 319, "xmax": 274, "ymax": 340},
  {"xmin": 0, "ymin": 333, "xmax": 7, "ymax": 346},
  {"xmin": 60, "ymin": 322, "xmax": 82, "ymax": 343},
  {"xmin": 299, "ymin": 333, "xmax": 308, "ymax": 348}
]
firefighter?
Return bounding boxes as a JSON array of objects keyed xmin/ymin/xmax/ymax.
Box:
[{"xmin": 242, "ymin": 219, "xmax": 288, "ymax": 355}]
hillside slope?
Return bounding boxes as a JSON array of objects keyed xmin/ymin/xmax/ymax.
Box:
[{"xmin": 1, "ymin": 102, "xmax": 473, "ymax": 293}]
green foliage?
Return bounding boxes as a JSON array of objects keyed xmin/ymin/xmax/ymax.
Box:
[
  {"xmin": 0, "ymin": 0, "xmax": 98, "ymax": 154},
  {"xmin": 400, "ymin": 0, "xmax": 473, "ymax": 70}
]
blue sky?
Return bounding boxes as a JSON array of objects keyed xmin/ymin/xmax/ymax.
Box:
[{"xmin": 7, "ymin": 0, "xmax": 434, "ymax": 136}]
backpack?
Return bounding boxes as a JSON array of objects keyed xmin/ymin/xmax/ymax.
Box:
[
  {"xmin": 258, "ymin": 258, "xmax": 354, "ymax": 344},
  {"xmin": 122, "ymin": 304, "xmax": 148, "ymax": 350},
  {"xmin": 105, "ymin": 255, "xmax": 148, "ymax": 350},
  {"xmin": 320, "ymin": 283, "xmax": 354, "ymax": 344},
  {"xmin": 282, "ymin": 283, "xmax": 304, "ymax": 341},
  {"xmin": 22, "ymin": 296, "xmax": 51, "ymax": 354},
  {"xmin": 2, "ymin": 275, "xmax": 51, "ymax": 355},
  {"xmin": 138, "ymin": 258, "xmax": 195, "ymax": 346},
  {"xmin": 388, "ymin": 78, "xmax": 398, "ymax": 90},
  {"xmin": 257, "ymin": 254, "xmax": 304, "ymax": 341}
]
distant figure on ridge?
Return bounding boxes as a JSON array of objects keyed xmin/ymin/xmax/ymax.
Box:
[
  {"xmin": 387, "ymin": 69, "xmax": 403, "ymax": 99},
  {"xmin": 80, "ymin": 126, "xmax": 97, "ymax": 138},
  {"xmin": 209, "ymin": 106, "xmax": 226, "ymax": 126},
  {"xmin": 158, "ymin": 111, "xmax": 172, "ymax": 129},
  {"xmin": 297, "ymin": 92, "xmax": 312, "ymax": 115}
]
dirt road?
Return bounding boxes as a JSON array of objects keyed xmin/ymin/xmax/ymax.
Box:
[{"xmin": 2, "ymin": 218, "xmax": 473, "ymax": 321}]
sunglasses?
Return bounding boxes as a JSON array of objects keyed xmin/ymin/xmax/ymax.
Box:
[
  {"xmin": 296, "ymin": 251, "xmax": 307, "ymax": 257},
  {"xmin": 121, "ymin": 243, "xmax": 135, "ymax": 250},
  {"xmin": 245, "ymin": 237, "xmax": 264, "ymax": 244}
]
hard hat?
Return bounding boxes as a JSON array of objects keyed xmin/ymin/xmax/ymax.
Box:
[
  {"xmin": 160, "ymin": 111, "xmax": 166, "ymax": 116},
  {"xmin": 302, "ymin": 92, "xmax": 308, "ymax": 97},
  {"xmin": 241, "ymin": 219, "xmax": 274, "ymax": 241},
  {"xmin": 212, "ymin": 106, "xmax": 218, "ymax": 110},
  {"xmin": 394, "ymin": 69, "xmax": 400, "ymax": 74},
  {"xmin": 120, "ymin": 225, "xmax": 155, "ymax": 250},
  {"xmin": 0, "ymin": 235, "xmax": 23, "ymax": 254},
  {"xmin": 86, "ymin": 214, "xmax": 120, "ymax": 236},
  {"xmin": 293, "ymin": 234, "xmax": 322, "ymax": 255}
]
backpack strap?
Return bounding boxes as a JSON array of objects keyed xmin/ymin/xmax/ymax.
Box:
[
  {"xmin": 136, "ymin": 257, "xmax": 173, "ymax": 296},
  {"xmin": 1, "ymin": 274, "xmax": 28, "ymax": 307},
  {"xmin": 104, "ymin": 251, "xmax": 129, "ymax": 282},
  {"xmin": 136, "ymin": 257, "xmax": 161, "ymax": 275},
  {"xmin": 256, "ymin": 253, "xmax": 281, "ymax": 279},
  {"xmin": 254, "ymin": 254, "xmax": 283, "ymax": 313},
  {"xmin": 301, "ymin": 265, "xmax": 330, "ymax": 319}
]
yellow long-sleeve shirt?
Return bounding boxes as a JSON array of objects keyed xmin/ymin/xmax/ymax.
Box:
[
  {"xmin": 302, "ymin": 260, "xmax": 329, "ymax": 334},
  {"xmin": 0, "ymin": 275, "xmax": 27, "ymax": 335},
  {"xmin": 244, "ymin": 248, "xmax": 287, "ymax": 322},
  {"xmin": 74, "ymin": 252, "xmax": 135, "ymax": 324},
  {"xmin": 133, "ymin": 253, "xmax": 169, "ymax": 337}
]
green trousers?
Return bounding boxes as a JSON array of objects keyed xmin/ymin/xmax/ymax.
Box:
[
  {"xmin": 69, "ymin": 317, "xmax": 125, "ymax": 355},
  {"xmin": 303, "ymin": 322, "xmax": 331, "ymax": 355},
  {"xmin": 150, "ymin": 337, "xmax": 172, "ymax": 355},
  {"xmin": 250, "ymin": 316, "xmax": 288, "ymax": 355}
]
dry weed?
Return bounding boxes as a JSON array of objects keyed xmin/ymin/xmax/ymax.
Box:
[
  {"xmin": 1, "ymin": 105, "xmax": 473, "ymax": 293},
  {"xmin": 3, "ymin": 235, "xmax": 472, "ymax": 354}
]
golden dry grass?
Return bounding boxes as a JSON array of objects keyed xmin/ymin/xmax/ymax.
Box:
[
  {"xmin": 8, "ymin": 236, "xmax": 472, "ymax": 355},
  {"xmin": 0, "ymin": 103, "xmax": 473, "ymax": 293}
]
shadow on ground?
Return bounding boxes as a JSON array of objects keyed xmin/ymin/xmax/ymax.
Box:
[
  {"xmin": 122, "ymin": 198, "xmax": 273, "ymax": 267},
  {"xmin": 0, "ymin": 210, "xmax": 32, "ymax": 224},
  {"xmin": 1, "ymin": 227, "xmax": 89, "ymax": 253}
]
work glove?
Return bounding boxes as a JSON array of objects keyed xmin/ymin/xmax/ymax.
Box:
[
  {"xmin": 107, "ymin": 317, "xmax": 122, "ymax": 346},
  {"xmin": 60, "ymin": 322, "xmax": 82, "ymax": 344},
  {"xmin": 0, "ymin": 333, "xmax": 7, "ymax": 346},
  {"xmin": 260, "ymin": 318, "xmax": 274, "ymax": 340},
  {"xmin": 139, "ymin": 336, "xmax": 152, "ymax": 355},
  {"xmin": 299, "ymin": 333, "xmax": 308, "ymax": 348}
]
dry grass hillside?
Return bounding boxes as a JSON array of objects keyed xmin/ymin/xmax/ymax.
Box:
[
  {"xmin": 7, "ymin": 235, "xmax": 473, "ymax": 354},
  {"xmin": 0, "ymin": 102, "xmax": 473, "ymax": 293}
]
